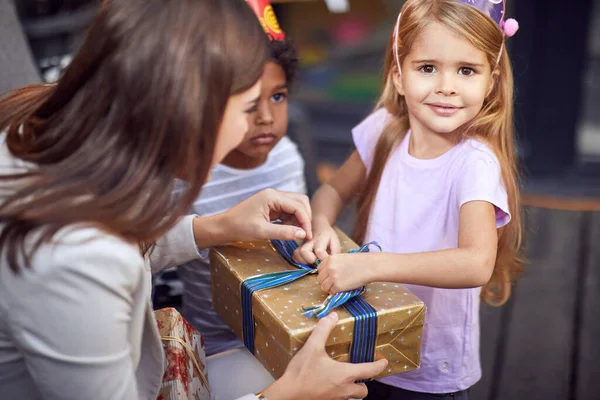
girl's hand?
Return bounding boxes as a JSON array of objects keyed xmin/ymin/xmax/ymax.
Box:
[
  {"xmin": 317, "ymin": 253, "xmax": 373, "ymax": 294},
  {"xmin": 293, "ymin": 219, "xmax": 341, "ymax": 265}
]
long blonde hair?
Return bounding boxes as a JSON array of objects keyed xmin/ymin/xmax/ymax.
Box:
[{"xmin": 352, "ymin": 0, "xmax": 522, "ymax": 306}]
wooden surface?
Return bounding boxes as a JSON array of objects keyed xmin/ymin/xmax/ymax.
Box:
[
  {"xmin": 471, "ymin": 208, "xmax": 600, "ymax": 400},
  {"xmin": 522, "ymin": 194, "xmax": 600, "ymax": 212},
  {"xmin": 576, "ymin": 212, "xmax": 600, "ymax": 399}
]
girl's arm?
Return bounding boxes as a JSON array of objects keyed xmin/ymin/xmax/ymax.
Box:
[
  {"xmin": 316, "ymin": 200, "xmax": 498, "ymax": 293},
  {"xmin": 295, "ymin": 151, "xmax": 366, "ymax": 264},
  {"xmin": 312, "ymin": 151, "xmax": 366, "ymax": 226}
]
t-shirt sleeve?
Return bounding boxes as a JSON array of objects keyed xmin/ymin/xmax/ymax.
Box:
[
  {"xmin": 457, "ymin": 151, "xmax": 511, "ymax": 228},
  {"xmin": 351, "ymin": 108, "xmax": 391, "ymax": 171}
]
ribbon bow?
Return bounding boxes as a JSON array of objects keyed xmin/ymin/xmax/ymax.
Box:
[{"xmin": 241, "ymin": 240, "xmax": 380, "ymax": 365}]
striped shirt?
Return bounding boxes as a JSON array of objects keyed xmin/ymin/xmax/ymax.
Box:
[{"xmin": 177, "ymin": 136, "xmax": 306, "ymax": 355}]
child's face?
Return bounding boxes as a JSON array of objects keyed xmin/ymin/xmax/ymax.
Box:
[
  {"xmin": 212, "ymin": 80, "xmax": 262, "ymax": 167},
  {"xmin": 233, "ymin": 61, "xmax": 289, "ymax": 160},
  {"xmin": 396, "ymin": 21, "xmax": 494, "ymax": 137}
]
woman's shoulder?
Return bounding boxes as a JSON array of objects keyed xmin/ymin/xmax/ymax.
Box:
[
  {"xmin": 0, "ymin": 136, "xmax": 144, "ymax": 282},
  {"xmin": 3, "ymin": 225, "xmax": 144, "ymax": 289},
  {"xmin": 0, "ymin": 133, "xmax": 33, "ymax": 175},
  {"xmin": 49, "ymin": 225, "xmax": 142, "ymax": 259},
  {"xmin": 0, "ymin": 225, "xmax": 145, "ymax": 334},
  {"xmin": 41, "ymin": 226, "xmax": 143, "ymax": 277}
]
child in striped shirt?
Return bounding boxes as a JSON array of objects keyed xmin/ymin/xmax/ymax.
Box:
[{"xmin": 177, "ymin": 38, "xmax": 306, "ymax": 356}]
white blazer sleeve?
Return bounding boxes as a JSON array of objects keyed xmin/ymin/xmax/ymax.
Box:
[
  {"xmin": 149, "ymin": 215, "xmax": 201, "ymax": 274},
  {"xmin": 6, "ymin": 229, "xmax": 144, "ymax": 400}
]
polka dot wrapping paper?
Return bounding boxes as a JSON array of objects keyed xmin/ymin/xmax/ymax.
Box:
[{"xmin": 209, "ymin": 228, "xmax": 425, "ymax": 379}]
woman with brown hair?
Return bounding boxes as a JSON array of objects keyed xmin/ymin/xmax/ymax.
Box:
[{"xmin": 0, "ymin": 0, "xmax": 387, "ymax": 399}]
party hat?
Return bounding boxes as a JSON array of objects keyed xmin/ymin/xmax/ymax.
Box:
[
  {"xmin": 393, "ymin": 0, "xmax": 519, "ymax": 72},
  {"xmin": 246, "ymin": 0, "xmax": 285, "ymax": 40},
  {"xmin": 457, "ymin": 0, "xmax": 518, "ymax": 37}
]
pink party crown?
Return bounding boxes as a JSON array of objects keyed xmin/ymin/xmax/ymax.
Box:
[
  {"xmin": 457, "ymin": 0, "xmax": 518, "ymax": 37},
  {"xmin": 393, "ymin": 0, "xmax": 519, "ymax": 72}
]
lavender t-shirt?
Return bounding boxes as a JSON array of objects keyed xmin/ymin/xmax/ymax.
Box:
[{"xmin": 352, "ymin": 108, "xmax": 510, "ymax": 393}]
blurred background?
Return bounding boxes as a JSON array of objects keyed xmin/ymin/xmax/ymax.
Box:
[{"xmin": 1, "ymin": 0, "xmax": 599, "ymax": 399}]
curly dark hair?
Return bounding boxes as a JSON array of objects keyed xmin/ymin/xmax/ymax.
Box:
[{"xmin": 268, "ymin": 38, "xmax": 298, "ymax": 86}]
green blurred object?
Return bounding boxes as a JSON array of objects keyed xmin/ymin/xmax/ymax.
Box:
[{"xmin": 329, "ymin": 73, "xmax": 381, "ymax": 102}]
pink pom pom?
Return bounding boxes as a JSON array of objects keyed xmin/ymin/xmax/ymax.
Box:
[{"xmin": 503, "ymin": 18, "xmax": 519, "ymax": 37}]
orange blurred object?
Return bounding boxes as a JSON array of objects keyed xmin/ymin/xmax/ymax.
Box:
[
  {"xmin": 317, "ymin": 162, "xmax": 338, "ymax": 183},
  {"xmin": 246, "ymin": 0, "xmax": 285, "ymax": 40}
]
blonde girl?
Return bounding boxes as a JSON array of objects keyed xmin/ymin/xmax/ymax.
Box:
[{"xmin": 294, "ymin": 0, "xmax": 522, "ymax": 398}]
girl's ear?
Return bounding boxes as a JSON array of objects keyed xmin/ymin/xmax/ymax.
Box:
[{"xmin": 392, "ymin": 66, "xmax": 405, "ymax": 96}]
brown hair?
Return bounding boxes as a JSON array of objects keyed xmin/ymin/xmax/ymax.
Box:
[
  {"xmin": 352, "ymin": 0, "xmax": 522, "ymax": 306},
  {"xmin": 0, "ymin": 0, "xmax": 269, "ymax": 272}
]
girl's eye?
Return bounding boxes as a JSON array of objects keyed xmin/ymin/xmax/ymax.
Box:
[
  {"xmin": 458, "ymin": 67, "xmax": 475, "ymax": 76},
  {"xmin": 271, "ymin": 93, "xmax": 287, "ymax": 103},
  {"xmin": 419, "ymin": 65, "xmax": 437, "ymax": 74}
]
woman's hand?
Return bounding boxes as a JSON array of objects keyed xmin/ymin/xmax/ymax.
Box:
[
  {"xmin": 259, "ymin": 312, "xmax": 388, "ymax": 400},
  {"xmin": 192, "ymin": 189, "xmax": 312, "ymax": 249},
  {"xmin": 226, "ymin": 189, "xmax": 312, "ymax": 242},
  {"xmin": 293, "ymin": 217, "xmax": 341, "ymax": 265}
]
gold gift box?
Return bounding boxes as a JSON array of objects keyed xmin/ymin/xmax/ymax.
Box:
[{"xmin": 210, "ymin": 229, "xmax": 425, "ymax": 379}]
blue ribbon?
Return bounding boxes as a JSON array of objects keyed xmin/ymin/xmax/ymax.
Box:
[
  {"xmin": 345, "ymin": 296, "xmax": 378, "ymax": 365},
  {"xmin": 240, "ymin": 239, "xmax": 380, "ymax": 365}
]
